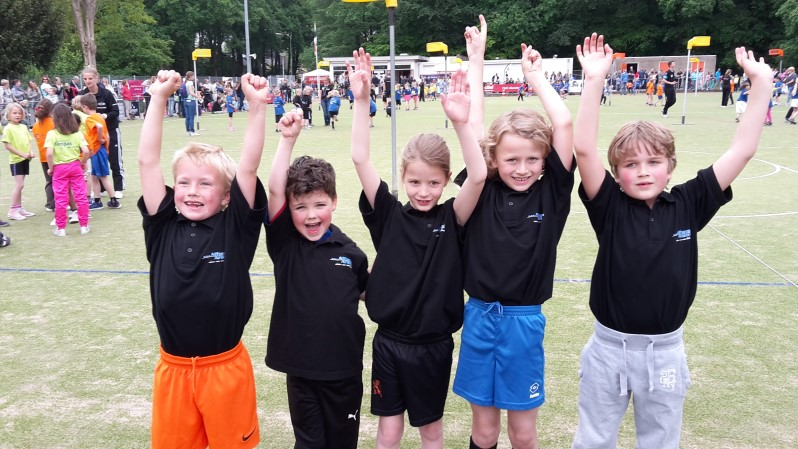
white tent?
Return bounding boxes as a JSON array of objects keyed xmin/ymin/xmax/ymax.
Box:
[{"xmin": 302, "ymin": 69, "xmax": 331, "ymax": 80}]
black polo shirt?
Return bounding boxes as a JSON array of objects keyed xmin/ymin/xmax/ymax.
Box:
[
  {"xmin": 463, "ymin": 150, "xmax": 575, "ymax": 306},
  {"xmin": 663, "ymin": 69, "xmax": 677, "ymax": 93},
  {"xmin": 80, "ymin": 86, "xmax": 119, "ymax": 130},
  {"xmin": 139, "ymin": 178, "xmax": 267, "ymax": 357},
  {"xmin": 360, "ymin": 180, "xmax": 465, "ymax": 342},
  {"xmin": 264, "ymin": 203, "xmax": 369, "ymax": 380},
  {"xmin": 579, "ymin": 167, "xmax": 731, "ymax": 334}
]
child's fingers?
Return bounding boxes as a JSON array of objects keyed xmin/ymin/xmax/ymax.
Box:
[{"xmin": 479, "ymin": 14, "xmax": 487, "ymax": 36}]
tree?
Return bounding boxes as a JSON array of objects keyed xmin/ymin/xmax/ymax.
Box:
[
  {"xmin": 71, "ymin": 0, "xmax": 97, "ymax": 67},
  {"xmin": 95, "ymin": 0, "xmax": 173, "ymax": 74},
  {"xmin": 0, "ymin": 0, "xmax": 65, "ymax": 77}
]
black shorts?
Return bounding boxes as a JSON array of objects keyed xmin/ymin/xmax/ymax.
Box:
[
  {"xmin": 228, "ymin": 112, "xmax": 234, "ymax": 118},
  {"xmin": 275, "ymin": 114, "xmax": 283, "ymax": 124},
  {"xmin": 302, "ymin": 108, "xmax": 311, "ymax": 120},
  {"xmin": 10, "ymin": 159, "xmax": 30, "ymax": 176},
  {"xmin": 370, "ymin": 330, "xmax": 454, "ymax": 427},
  {"xmin": 369, "ymin": 111, "xmax": 376, "ymax": 118},
  {"xmin": 287, "ymin": 374, "xmax": 363, "ymax": 449},
  {"xmin": 329, "ymin": 110, "xmax": 339, "ymax": 118}
]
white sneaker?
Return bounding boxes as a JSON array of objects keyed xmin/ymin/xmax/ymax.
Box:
[
  {"xmin": 193, "ymin": 131, "xmax": 201, "ymax": 136},
  {"xmin": 53, "ymin": 228, "xmax": 66, "ymax": 237},
  {"xmin": 115, "ymin": 191, "xmax": 124, "ymax": 199},
  {"xmin": 19, "ymin": 208, "xmax": 36, "ymax": 217},
  {"xmin": 50, "ymin": 218, "xmax": 56, "ymax": 226},
  {"xmin": 69, "ymin": 210, "xmax": 79, "ymax": 224},
  {"xmin": 80, "ymin": 226, "xmax": 90, "ymax": 235},
  {"xmin": 7, "ymin": 209, "xmax": 26, "ymax": 221}
]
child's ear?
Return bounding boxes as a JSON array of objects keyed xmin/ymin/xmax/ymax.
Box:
[{"xmin": 221, "ymin": 190, "xmax": 231, "ymax": 210}]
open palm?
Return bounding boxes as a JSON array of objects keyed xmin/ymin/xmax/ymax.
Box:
[
  {"xmin": 441, "ymin": 69, "xmax": 471, "ymax": 124},
  {"xmin": 577, "ymin": 33, "xmax": 613, "ymax": 79},
  {"xmin": 347, "ymin": 48, "xmax": 372, "ymax": 100}
]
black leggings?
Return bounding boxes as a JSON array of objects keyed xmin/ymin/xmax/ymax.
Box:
[{"xmin": 663, "ymin": 90, "xmax": 676, "ymax": 115}]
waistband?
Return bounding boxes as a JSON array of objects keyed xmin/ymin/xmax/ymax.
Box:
[
  {"xmin": 592, "ymin": 321, "xmax": 683, "ymax": 395},
  {"xmin": 159, "ymin": 341, "xmax": 245, "ymax": 368},
  {"xmin": 593, "ymin": 321, "xmax": 683, "ymax": 351},
  {"xmin": 376, "ymin": 328, "xmax": 452, "ymax": 345},
  {"xmin": 468, "ymin": 297, "xmax": 542, "ymax": 317}
]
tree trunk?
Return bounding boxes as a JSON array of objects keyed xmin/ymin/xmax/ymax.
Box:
[{"xmin": 71, "ymin": 0, "xmax": 97, "ymax": 68}]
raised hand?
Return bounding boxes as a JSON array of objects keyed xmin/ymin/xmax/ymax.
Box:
[
  {"xmin": 241, "ymin": 74, "xmax": 271, "ymax": 106},
  {"xmin": 465, "ymin": 14, "xmax": 487, "ymax": 59},
  {"xmin": 148, "ymin": 70, "xmax": 182, "ymax": 98},
  {"xmin": 346, "ymin": 48, "xmax": 372, "ymax": 101},
  {"xmin": 279, "ymin": 109, "xmax": 304, "ymax": 139},
  {"xmin": 441, "ymin": 69, "xmax": 471, "ymax": 125},
  {"xmin": 576, "ymin": 33, "xmax": 613, "ymax": 80},
  {"xmin": 735, "ymin": 47, "xmax": 771, "ymax": 83},
  {"xmin": 520, "ymin": 43, "xmax": 544, "ymax": 79}
]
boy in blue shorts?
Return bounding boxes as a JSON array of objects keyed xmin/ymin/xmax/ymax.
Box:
[
  {"xmin": 573, "ymin": 34, "xmax": 774, "ymax": 449},
  {"xmin": 137, "ymin": 71, "xmax": 271, "ymax": 449},
  {"xmin": 81, "ymin": 93, "xmax": 121, "ymax": 209},
  {"xmin": 263, "ymin": 109, "xmax": 369, "ymax": 449}
]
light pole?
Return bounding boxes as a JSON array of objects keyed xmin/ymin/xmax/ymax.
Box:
[
  {"xmin": 343, "ymin": 0, "xmax": 399, "ymax": 197},
  {"xmin": 192, "ymin": 48, "xmax": 211, "ymax": 130},
  {"xmin": 276, "ymin": 32, "xmax": 292, "ymax": 79},
  {"xmin": 680, "ymin": 36, "xmax": 711, "ymax": 125},
  {"xmin": 426, "ymin": 41, "xmax": 448, "ymax": 127},
  {"xmin": 244, "ymin": 0, "xmax": 252, "ymax": 73}
]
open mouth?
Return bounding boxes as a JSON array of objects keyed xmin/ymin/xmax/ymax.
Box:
[{"xmin": 306, "ymin": 222, "xmax": 321, "ymax": 235}]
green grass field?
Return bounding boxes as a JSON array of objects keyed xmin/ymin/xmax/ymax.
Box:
[{"xmin": 1, "ymin": 91, "xmax": 796, "ymax": 448}]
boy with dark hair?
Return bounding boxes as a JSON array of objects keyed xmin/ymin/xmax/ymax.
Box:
[
  {"xmin": 572, "ymin": 34, "xmax": 774, "ymax": 449},
  {"xmin": 137, "ymin": 70, "xmax": 270, "ymax": 449},
  {"xmin": 81, "ymin": 93, "xmax": 120, "ymax": 209},
  {"xmin": 264, "ymin": 109, "xmax": 369, "ymax": 449}
]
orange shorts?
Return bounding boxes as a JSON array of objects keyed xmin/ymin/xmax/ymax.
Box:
[{"xmin": 151, "ymin": 341, "xmax": 260, "ymax": 449}]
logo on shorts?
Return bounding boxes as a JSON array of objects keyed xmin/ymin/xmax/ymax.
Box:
[
  {"xmin": 529, "ymin": 383, "xmax": 540, "ymax": 399},
  {"xmin": 660, "ymin": 368, "xmax": 677, "ymax": 391},
  {"xmin": 242, "ymin": 427, "xmax": 256, "ymax": 442},
  {"xmin": 372, "ymin": 379, "xmax": 383, "ymax": 397},
  {"xmin": 348, "ymin": 409, "xmax": 359, "ymax": 421}
]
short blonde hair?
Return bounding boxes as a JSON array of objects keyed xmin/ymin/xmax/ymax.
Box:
[
  {"xmin": 401, "ymin": 134, "xmax": 450, "ymax": 178},
  {"xmin": 607, "ymin": 121, "xmax": 676, "ymax": 177},
  {"xmin": 3, "ymin": 102, "xmax": 26, "ymax": 121},
  {"xmin": 172, "ymin": 143, "xmax": 237, "ymax": 191},
  {"xmin": 482, "ymin": 109, "xmax": 552, "ymax": 179}
]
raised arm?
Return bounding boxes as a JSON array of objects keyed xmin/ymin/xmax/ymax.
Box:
[
  {"xmin": 574, "ymin": 33, "xmax": 614, "ymax": 200},
  {"xmin": 444, "ymin": 69, "xmax": 486, "ymax": 225},
  {"xmin": 521, "ymin": 43, "xmax": 573, "ymax": 171},
  {"xmin": 238, "ymin": 74, "xmax": 271, "ymax": 207},
  {"xmin": 713, "ymin": 48, "xmax": 772, "ymax": 190},
  {"xmin": 464, "ymin": 14, "xmax": 487, "ymax": 138},
  {"xmin": 137, "ymin": 70, "xmax": 181, "ymax": 215},
  {"xmin": 267, "ymin": 109, "xmax": 304, "ymax": 220},
  {"xmin": 348, "ymin": 48, "xmax": 381, "ymax": 208}
]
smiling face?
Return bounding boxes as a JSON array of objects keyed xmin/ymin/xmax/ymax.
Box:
[
  {"xmin": 491, "ymin": 132, "xmax": 547, "ymax": 192},
  {"xmin": 614, "ymin": 142, "xmax": 673, "ymax": 208},
  {"xmin": 173, "ymin": 158, "xmax": 230, "ymax": 221},
  {"xmin": 288, "ymin": 190, "xmax": 336, "ymax": 241},
  {"xmin": 402, "ymin": 160, "xmax": 449, "ymax": 211},
  {"xmin": 82, "ymin": 71, "xmax": 98, "ymax": 92}
]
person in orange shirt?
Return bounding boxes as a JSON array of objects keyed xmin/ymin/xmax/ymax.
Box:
[
  {"xmin": 654, "ymin": 81, "xmax": 664, "ymax": 106},
  {"xmin": 81, "ymin": 93, "xmax": 121, "ymax": 209},
  {"xmin": 32, "ymin": 99, "xmax": 56, "ymax": 211},
  {"xmin": 645, "ymin": 79, "xmax": 655, "ymax": 106}
]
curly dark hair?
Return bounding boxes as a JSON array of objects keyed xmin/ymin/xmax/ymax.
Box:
[{"xmin": 286, "ymin": 156, "xmax": 337, "ymax": 200}]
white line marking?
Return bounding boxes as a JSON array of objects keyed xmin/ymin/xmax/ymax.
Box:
[{"xmin": 707, "ymin": 224, "xmax": 798, "ymax": 289}]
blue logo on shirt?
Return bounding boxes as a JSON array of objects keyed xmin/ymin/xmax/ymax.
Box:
[
  {"xmin": 202, "ymin": 251, "xmax": 225, "ymax": 264},
  {"xmin": 672, "ymin": 229, "xmax": 692, "ymax": 242},
  {"xmin": 331, "ymin": 256, "xmax": 353, "ymax": 268},
  {"xmin": 526, "ymin": 212, "xmax": 544, "ymax": 223}
]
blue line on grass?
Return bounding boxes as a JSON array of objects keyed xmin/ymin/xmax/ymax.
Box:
[{"xmin": 0, "ymin": 268, "xmax": 793, "ymax": 287}]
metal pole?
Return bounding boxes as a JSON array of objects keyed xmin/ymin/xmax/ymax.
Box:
[
  {"xmin": 193, "ymin": 59, "xmax": 200, "ymax": 132},
  {"xmin": 444, "ymin": 56, "xmax": 448, "ymax": 128},
  {"xmin": 681, "ymin": 49, "xmax": 691, "ymax": 125},
  {"xmin": 314, "ymin": 23, "xmax": 319, "ymax": 75},
  {"xmin": 388, "ymin": 7, "xmax": 398, "ymax": 197},
  {"xmin": 244, "ymin": 0, "xmax": 252, "ymax": 73}
]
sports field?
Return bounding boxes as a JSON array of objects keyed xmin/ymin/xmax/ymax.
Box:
[{"xmin": 1, "ymin": 91, "xmax": 796, "ymax": 448}]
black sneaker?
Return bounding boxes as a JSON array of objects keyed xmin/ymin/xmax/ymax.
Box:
[
  {"xmin": 107, "ymin": 199, "xmax": 122, "ymax": 209},
  {"xmin": 0, "ymin": 219, "xmax": 9, "ymax": 227},
  {"xmin": 0, "ymin": 233, "xmax": 10, "ymax": 247}
]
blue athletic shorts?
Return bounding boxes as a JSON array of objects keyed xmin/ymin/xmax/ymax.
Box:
[
  {"xmin": 90, "ymin": 145, "xmax": 110, "ymax": 177},
  {"xmin": 453, "ymin": 298, "xmax": 546, "ymax": 410}
]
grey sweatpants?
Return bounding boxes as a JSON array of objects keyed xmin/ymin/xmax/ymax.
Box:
[{"xmin": 572, "ymin": 321, "xmax": 691, "ymax": 449}]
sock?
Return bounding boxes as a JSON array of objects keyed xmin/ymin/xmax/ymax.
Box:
[
  {"xmin": 94, "ymin": 199, "xmax": 101, "ymax": 204},
  {"xmin": 469, "ymin": 436, "xmax": 497, "ymax": 449}
]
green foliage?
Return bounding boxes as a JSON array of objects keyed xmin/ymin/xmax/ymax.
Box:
[
  {"xmin": 95, "ymin": 0, "xmax": 173, "ymax": 74},
  {"xmin": 0, "ymin": 0, "xmax": 65, "ymax": 77}
]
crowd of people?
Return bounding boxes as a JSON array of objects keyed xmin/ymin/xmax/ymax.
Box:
[{"xmin": 0, "ymin": 18, "xmax": 785, "ymax": 449}]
